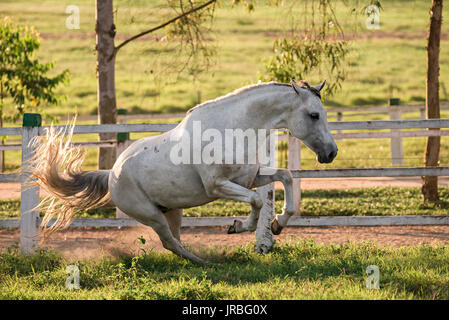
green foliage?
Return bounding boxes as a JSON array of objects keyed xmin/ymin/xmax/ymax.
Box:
[
  {"xmin": 263, "ymin": 37, "xmax": 349, "ymax": 95},
  {"xmin": 155, "ymin": 0, "xmax": 217, "ymax": 81},
  {"xmin": 261, "ymin": 0, "xmax": 350, "ymax": 97},
  {"xmin": 0, "ymin": 17, "xmax": 69, "ymax": 123}
]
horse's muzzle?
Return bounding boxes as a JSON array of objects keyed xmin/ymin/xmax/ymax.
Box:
[{"xmin": 317, "ymin": 147, "xmax": 338, "ymax": 164}]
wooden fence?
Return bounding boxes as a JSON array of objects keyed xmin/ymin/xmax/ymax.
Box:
[
  {"xmin": 2, "ymin": 101, "xmax": 449, "ymax": 168},
  {"xmin": 2, "ymin": 113, "xmax": 449, "ymax": 253}
]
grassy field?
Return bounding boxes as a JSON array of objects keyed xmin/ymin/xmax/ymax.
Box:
[
  {"xmin": 1, "ymin": 187, "xmax": 449, "ymax": 219},
  {"xmin": 1, "ymin": 241, "xmax": 449, "ymax": 299}
]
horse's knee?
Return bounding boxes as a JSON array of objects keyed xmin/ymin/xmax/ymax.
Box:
[
  {"xmin": 251, "ymin": 194, "xmax": 263, "ymax": 209},
  {"xmin": 281, "ymin": 173, "xmax": 293, "ymax": 186}
]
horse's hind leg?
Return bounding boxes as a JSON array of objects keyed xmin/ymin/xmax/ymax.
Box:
[
  {"xmin": 201, "ymin": 178, "xmax": 263, "ymax": 234},
  {"xmin": 164, "ymin": 209, "xmax": 182, "ymax": 241},
  {"xmin": 143, "ymin": 213, "xmax": 207, "ymax": 264},
  {"xmin": 122, "ymin": 203, "xmax": 206, "ymax": 264}
]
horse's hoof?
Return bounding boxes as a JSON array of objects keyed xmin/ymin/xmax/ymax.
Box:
[
  {"xmin": 227, "ymin": 220, "xmax": 243, "ymax": 234},
  {"xmin": 271, "ymin": 219, "xmax": 283, "ymax": 235},
  {"xmin": 255, "ymin": 243, "xmax": 271, "ymax": 254}
]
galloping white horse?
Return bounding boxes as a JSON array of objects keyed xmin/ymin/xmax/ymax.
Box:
[{"xmin": 31, "ymin": 80, "xmax": 337, "ymax": 264}]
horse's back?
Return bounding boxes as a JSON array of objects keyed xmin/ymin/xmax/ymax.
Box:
[{"xmin": 109, "ymin": 133, "xmax": 216, "ymax": 211}]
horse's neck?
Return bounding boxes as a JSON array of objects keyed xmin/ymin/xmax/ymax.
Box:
[
  {"xmin": 199, "ymin": 85, "xmax": 294, "ymax": 131},
  {"xmin": 239, "ymin": 86, "xmax": 293, "ymax": 130}
]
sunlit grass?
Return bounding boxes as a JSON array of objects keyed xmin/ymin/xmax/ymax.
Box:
[{"xmin": 1, "ymin": 240, "xmax": 449, "ymax": 299}]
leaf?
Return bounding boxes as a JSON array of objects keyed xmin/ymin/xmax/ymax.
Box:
[{"xmin": 137, "ymin": 236, "xmax": 146, "ymax": 245}]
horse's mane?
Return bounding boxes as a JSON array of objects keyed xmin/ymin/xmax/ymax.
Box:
[
  {"xmin": 186, "ymin": 82, "xmax": 291, "ymax": 114},
  {"xmin": 186, "ymin": 81, "xmax": 318, "ymax": 115}
]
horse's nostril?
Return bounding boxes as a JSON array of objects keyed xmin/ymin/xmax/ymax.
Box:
[{"xmin": 328, "ymin": 151, "xmax": 336, "ymax": 160}]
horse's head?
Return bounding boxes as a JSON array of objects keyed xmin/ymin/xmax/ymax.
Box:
[{"xmin": 286, "ymin": 79, "xmax": 338, "ymax": 164}]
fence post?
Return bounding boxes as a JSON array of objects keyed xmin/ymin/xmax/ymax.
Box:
[
  {"xmin": 337, "ymin": 112, "xmax": 343, "ymax": 134},
  {"xmin": 389, "ymin": 98, "xmax": 403, "ymax": 165},
  {"xmin": 116, "ymin": 108, "xmax": 130, "ymax": 219},
  {"xmin": 420, "ymin": 107, "xmax": 426, "ymax": 120},
  {"xmin": 20, "ymin": 113, "xmax": 41, "ymax": 253},
  {"xmin": 288, "ymin": 134, "xmax": 301, "ymax": 215},
  {"xmin": 0, "ymin": 139, "xmax": 3, "ymax": 173}
]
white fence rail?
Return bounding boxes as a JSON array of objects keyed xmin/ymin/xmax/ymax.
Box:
[
  {"xmin": 2, "ymin": 114, "xmax": 449, "ymax": 253},
  {"xmin": 48, "ymin": 101, "xmax": 449, "ymax": 122}
]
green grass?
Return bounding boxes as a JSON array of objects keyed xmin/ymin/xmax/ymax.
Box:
[
  {"xmin": 185, "ymin": 187, "xmax": 449, "ymax": 218},
  {"xmin": 1, "ymin": 241, "xmax": 449, "ymax": 299},
  {"xmin": 2, "ymin": 187, "xmax": 449, "ymax": 219}
]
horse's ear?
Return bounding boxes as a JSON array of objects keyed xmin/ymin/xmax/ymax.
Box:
[
  {"xmin": 314, "ymin": 80, "xmax": 326, "ymax": 92},
  {"xmin": 291, "ymin": 79, "xmax": 302, "ymax": 95}
]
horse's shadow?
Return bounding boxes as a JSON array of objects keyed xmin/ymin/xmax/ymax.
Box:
[{"xmin": 112, "ymin": 241, "xmax": 369, "ymax": 286}]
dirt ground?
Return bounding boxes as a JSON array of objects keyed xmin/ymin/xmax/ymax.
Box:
[{"xmin": 2, "ymin": 177, "xmax": 449, "ymax": 260}]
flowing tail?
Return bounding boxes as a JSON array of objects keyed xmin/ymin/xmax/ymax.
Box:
[{"xmin": 27, "ymin": 122, "xmax": 111, "ymax": 240}]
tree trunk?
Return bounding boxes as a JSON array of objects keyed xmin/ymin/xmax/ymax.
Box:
[
  {"xmin": 0, "ymin": 80, "xmax": 4, "ymax": 173},
  {"xmin": 422, "ymin": 0, "xmax": 443, "ymax": 202},
  {"xmin": 0, "ymin": 118, "xmax": 4, "ymax": 173},
  {"xmin": 96, "ymin": 0, "xmax": 117, "ymax": 170}
]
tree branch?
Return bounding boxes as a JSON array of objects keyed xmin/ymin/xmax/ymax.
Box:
[{"xmin": 114, "ymin": 0, "xmax": 216, "ymax": 55}]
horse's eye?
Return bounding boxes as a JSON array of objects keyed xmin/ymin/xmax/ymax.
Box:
[{"xmin": 310, "ymin": 112, "xmax": 320, "ymax": 120}]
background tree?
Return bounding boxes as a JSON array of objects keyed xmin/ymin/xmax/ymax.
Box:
[
  {"xmin": 0, "ymin": 17, "xmax": 69, "ymax": 171},
  {"xmin": 422, "ymin": 0, "xmax": 443, "ymax": 202},
  {"xmin": 95, "ymin": 0, "xmax": 216, "ymax": 169}
]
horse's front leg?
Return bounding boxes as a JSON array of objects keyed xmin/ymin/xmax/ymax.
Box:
[
  {"xmin": 251, "ymin": 168, "xmax": 295, "ymax": 235},
  {"xmin": 202, "ymin": 178, "xmax": 263, "ymax": 233}
]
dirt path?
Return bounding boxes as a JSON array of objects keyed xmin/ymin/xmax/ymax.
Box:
[{"xmin": 2, "ymin": 225, "xmax": 449, "ymax": 261}]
